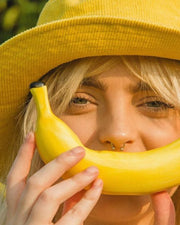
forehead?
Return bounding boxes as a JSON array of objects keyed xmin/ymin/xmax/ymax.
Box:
[{"xmin": 80, "ymin": 65, "xmax": 153, "ymax": 93}]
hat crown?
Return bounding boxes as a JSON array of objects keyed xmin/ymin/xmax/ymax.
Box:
[{"xmin": 37, "ymin": 0, "xmax": 180, "ymax": 29}]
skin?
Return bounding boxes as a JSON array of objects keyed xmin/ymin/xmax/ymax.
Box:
[
  {"xmin": 61, "ymin": 64, "xmax": 180, "ymax": 224},
  {"xmin": 5, "ymin": 63, "xmax": 180, "ymax": 225}
]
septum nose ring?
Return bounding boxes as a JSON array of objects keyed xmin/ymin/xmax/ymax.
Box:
[
  {"xmin": 120, "ymin": 143, "xmax": 126, "ymax": 151},
  {"xmin": 110, "ymin": 142, "xmax": 125, "ymax": 151}
]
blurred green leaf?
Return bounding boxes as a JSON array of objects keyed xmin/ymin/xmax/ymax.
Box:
[
  {"xmin": 2, "ymin": 5, "xmax": 20, "ymax": 30},
  {"xmin": 0, "ymin": 0, "xmax": 47, "ymax": 44},
  {"xmin": 0, "ymin": 0, "xmax": 7, "ymax": 13}
]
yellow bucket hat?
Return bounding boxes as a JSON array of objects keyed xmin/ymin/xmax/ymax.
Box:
[{"xmin": 0, "ymin": 0, "xmax": 180, "ymax": 176}]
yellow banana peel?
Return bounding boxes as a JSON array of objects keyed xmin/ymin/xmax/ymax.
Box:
[{"xmin": 30, "ymin": 82, "xmax": 180, "ymax": 195}]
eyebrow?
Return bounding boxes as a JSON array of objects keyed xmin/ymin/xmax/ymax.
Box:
[
  {"xmin": 79, "ymin": 77, "xmax": 154, "ymax": 93},
  {"xmin": 129, "ymin": 81, "xmax": 154, "ymax": 93},
  {"xmin": 80, "ymin": 77, "xmax": 108, "ymax": 91}
]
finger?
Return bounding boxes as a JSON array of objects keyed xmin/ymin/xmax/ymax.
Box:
[
  {"xmin": 56, "ymin": 178, "xmax": 103, "ymax": 225},
  {"xmin": 6, "ymin": 132, "xmax": 36, "ymax": 213},
  {"xmin": 15, "ymin": 147, "xmax": 85, "ymax": 223},
  {"xmin": 62, "ymin": 191, "xmax": 85, "ymax": 225},
  {"xmin": 62, "ymin": 190, "xmax": 85, "ymax": 216},
  {"xmin": 26, "ymin": 166, "xmax": 99, "ymax": 224},
  {"xmin": 151, "ymin": 191, "xmax": 176, "ymax": 225}
]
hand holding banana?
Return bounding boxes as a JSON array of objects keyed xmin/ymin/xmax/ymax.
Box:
[{"xmin": 30, "ymin": 82, "xmax": 180, "ymax": 195}]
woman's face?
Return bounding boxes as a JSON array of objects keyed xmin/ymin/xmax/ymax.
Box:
[{"xmin": 60, "ymin": 63, "xmax": 180, "ymax": 224}]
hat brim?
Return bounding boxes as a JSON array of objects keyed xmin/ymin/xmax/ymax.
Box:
[{"xmin": 0, "ymin": 16, "xmax": 180, "ymax": 175}]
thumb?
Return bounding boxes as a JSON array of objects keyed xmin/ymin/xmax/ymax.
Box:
[{"xmin": 151, "ymin": 191, "xmax": 176, "ymax": 225}]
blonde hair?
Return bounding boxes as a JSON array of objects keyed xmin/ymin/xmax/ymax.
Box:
[{"xmin": 1, "ymin": 55, "xmax": 180, "ymax": 224}]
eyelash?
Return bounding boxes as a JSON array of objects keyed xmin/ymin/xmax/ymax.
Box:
[
  {"xmin": 69, "ymin": 96, "xmax": 175, "ymax": 113},
  {"xmin": 139, "ymin": 100, "xmax": 174, "ymax": 112},
  {"xmin": 69, "ymin": 95, "xmax": 95, "ymax": 109}
]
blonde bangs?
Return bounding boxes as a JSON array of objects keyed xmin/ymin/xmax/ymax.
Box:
[{"xmin": 121, "ymin": 56, "xmax": 180, "ymax": 109}]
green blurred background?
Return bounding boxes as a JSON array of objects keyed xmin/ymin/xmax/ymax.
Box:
[{"xmin": 0, "ymin": 0, "xmax": 47, "ymax": 44}]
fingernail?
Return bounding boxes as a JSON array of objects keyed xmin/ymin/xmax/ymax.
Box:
[
  {"xmin": 85, "ymin": 166, "xmax": 99, "ymax": 175},
  {"xmin": 70, "ymin": 147, "xmax": 85, "ymax": 155}
]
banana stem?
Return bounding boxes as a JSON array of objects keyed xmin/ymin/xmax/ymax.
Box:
[{"xmin": 30, "ymin": 85, "xmax": 52, "ymax": 117}]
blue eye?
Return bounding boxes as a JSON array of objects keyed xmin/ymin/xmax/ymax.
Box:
[
  {"xmin": 144, "ymin": 101, "xmax": 174, "ymax": 111},
  {"xmin": 146, "ymin": 101, "xmax": 173, "ymax": 108},
  {"xmin": 67, "ymin": 94, "xmax": 97, "ymax": 114},
  {"xmin": 71, "ymin": 97, "xmax": 89, "ymax": 104}
]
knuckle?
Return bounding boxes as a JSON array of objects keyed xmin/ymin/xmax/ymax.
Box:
[
  {"xmin": 55, "ymin": 152, "xmax": 74, "ymax": 168},
  {"xmin": 69, "ymin": 175, "xmax": 80, "ymax": 187},
  {"xmin": 67, "ymin": 174, "xmax": 90, "ymax": 191},
  {"xmin": 71, "ymin": 172, "xmax": 86, "ymax": 185},
  {"xmin": 39, "ymin": 190, "xmax": 56, "ymax": 202},
  {"xmin": 27, "ymin": 176, "xmax": 43, "ymax": 190},
  {"xmin": 84, "ymin": 193, "xmax": 97, "ymax": 202},
  {"xmin": 85, "ymin": 195, "xmax": 97, "ymax": 202},
  {"xmin": 71, "ymin": 170, "xmax": 93, "ymax": 185}
]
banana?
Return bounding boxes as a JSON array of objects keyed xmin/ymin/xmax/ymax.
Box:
[{"xmin": 30, "ymin": 82, "xmax": 180, "ymax": 195}]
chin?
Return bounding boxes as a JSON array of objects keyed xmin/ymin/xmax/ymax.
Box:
[{"xmin": 88, "ymin": 194, "xmax": 152, "ymax": 223}]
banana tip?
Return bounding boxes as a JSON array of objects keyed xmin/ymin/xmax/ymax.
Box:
[{"xmin": 30, "ymin": 82, "xmax": 45, "ymax": 89}]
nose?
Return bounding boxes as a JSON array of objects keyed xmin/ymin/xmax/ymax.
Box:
[{"xmin": 99, "ymin": 104, "xmax": 139, "ymax": 152}]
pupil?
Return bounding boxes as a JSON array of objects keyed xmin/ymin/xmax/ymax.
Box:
[
  {"xmin": 148, "ymin": 101, "xmax": 165, "ymax": 108},
  {"xmin": 73, "ymin": 98, "xmax": 87, "ymax": 104},
  {"xmin": 151, "ymin": 101, "xmax": 160, "ymax": 107}
]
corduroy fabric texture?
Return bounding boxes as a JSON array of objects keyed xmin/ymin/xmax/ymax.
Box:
[{"xmin": 0, "ymin": 0, "xmax": 180, "ymax": 177}]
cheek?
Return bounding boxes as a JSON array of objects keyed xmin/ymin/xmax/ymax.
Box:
[
  {"xmin": 60, "ymin": 113, "xmax": 98, "ymax": 144},
  {"xmin": 141, "ymin": 117, "xmax": 180, "ymax": 149}
]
